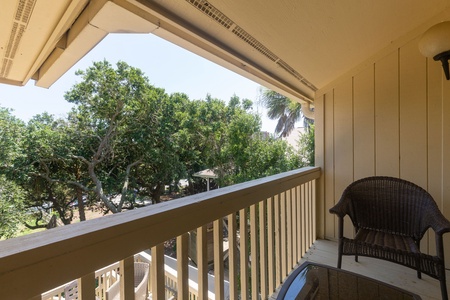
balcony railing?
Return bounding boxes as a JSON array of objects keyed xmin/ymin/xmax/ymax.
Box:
[
  {"xmin": 41, "ymin": 251, "xmax": 225, "ymax": 300},
  {"xmin": 0, "ymin": 166, "xmax": 320, "ymax": 300}
]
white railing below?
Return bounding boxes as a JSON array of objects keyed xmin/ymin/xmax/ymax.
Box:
[
  {"xmin": 0, "ymin": 166, "xmax": 320, "ymax": 300},
  {"xmin": 41, "ymin": 262, "xmax": 121, "ymax": 300},
  {"xmin": 41, "ymin": 251, "xmax": 225, "ymax": 300}
]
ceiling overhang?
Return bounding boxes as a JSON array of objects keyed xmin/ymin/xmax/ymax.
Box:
[
  {"xmin": 1, "ymin": 0, "xmax": 450, "ymax": 104},
  {"xmin": 36, "ymin": 0, "xmax": 159, "ymax": 87}
]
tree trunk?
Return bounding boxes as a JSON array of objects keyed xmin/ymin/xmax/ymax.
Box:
[
  {"xmin": 76, "ymin": 187, "xmax": 86, "ymax": 221},
  {"xmin": 88, "ymin": 162, "xmax": 119, "ymax": 213},
  {"xmin": 47, "ymin": 190, "xmax": 72, "ymax": 225},
  {"xmin": 151, "ymin": 183, "xmax": 164, "ymax": 204}
]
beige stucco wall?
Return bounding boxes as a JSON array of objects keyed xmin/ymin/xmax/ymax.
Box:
[{"xmin": 314, "ymin": 26, "xmax": 450, "ymax": 259}]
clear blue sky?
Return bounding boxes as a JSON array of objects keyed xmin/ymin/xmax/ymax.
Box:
[{"xmin": 0, "ymin": 33, "xmax": 277, "ymax": 132}]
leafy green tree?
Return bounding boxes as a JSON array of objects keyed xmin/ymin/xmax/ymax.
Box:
[
  {"xmin": 225, "ymin": 103, "xmax": 261, "ymax": 179},
  {"xmin": 0, "ymin": 175, "xmax": 27, "ymax": 239},
  {"xmin": 0, "ymin": 109, "xmax": 75, "ymax": 228},
  {"xmin": 20, "ymin": 114, "xmax": 77, "ymax": 226},
  {"xmin": 174, "ymin": 94, "xmax": 234, "ymax": 192},
  {"xmin": 180, "ymin": 94, "xmax": 301, "ymax": 187},
  {"xmin": 65, "ymin": 60, "xmax": 185, "ymax": 210},
  {"xmin": 128, "ymin": 89, "xmax": 186, "ymax": 203},
  {"xmin": 0, "ymin": 107, "xmax": 25, "ymax": 170},
  {"xmin": 226, "ymin": 133, "xmax": 301, "ymax": 184},
  {"xmin": 0, "ymin": 61, "xmax": 313, "ymax": 236},
  {"xmin": 0, "ymin": 109, "xmax": 28, "ymax": 237},
  {"xmin": 298, "ymin": 124, "xmax": 315, "ymax": 166},
  {"xmin": 223, "ymin": 95, "xmax": 303, "ymax": 183},
  {"xmin": 170, "ymin": 94, "xmax": 205, "ymax": 193}
]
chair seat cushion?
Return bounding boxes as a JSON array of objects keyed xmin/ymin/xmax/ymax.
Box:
[{"xmin": 354, "ymin": 229, "xmax": 419, "ymax": 254}]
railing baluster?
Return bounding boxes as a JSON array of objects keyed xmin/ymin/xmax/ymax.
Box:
[
  {"xmin": 239, "ymin": 208, "xmax": 249, "ymax": 300},
  {"xmin": 301, "ymin": 183, "xmax": 306, "ymax": 256},
  {"xmin": 291, "ymin": 187, "xmax": 298, "ymax": 265},
  {"xmin": 101, "ymin": 271, "xmax": 106, "ymax": 299},
  {"xmin": 259, "ymin": 199, "xmax": 268, "ymax": 299},
  {"xmin": 306, "ymin": 182, "xmax": 311, "ymax": 247},
  {"xmin": 120, "ymin": 256, "xmax": 134, "ymax": 300},
  {"xmin": 250, "ymin": 204, "xmax": 259, "ymax": 300},
  {"xmin": 274, "ymin": 194, "xmax": 281, "ymax": 286},
  {"xmin": 177, "ymin": 233, "xmax": 189, "ymax": 300},
  {"xmin": 151, "ymin": 243, "xmax": 165, "ymax": 300},
  {"xmin": 197, "ymin": 225, "xmax": 208, "ymax": 300},
  {"xmin": 228, "ymin": 212, "xmax": 238, "ymax": 300},
  {"xmin": 280, "ymin": 192, "xmax": 287, "ymax": 278},
  {"xmin": 286, "ymin": 189, "xmax": 292, "ymax": 270},
  {"xmin": 79, "ymin": 272, "xmax": 95, "ymax": 300},
  {"xmin": 214, "ymin": 219, "xmax": 224, "ymax": 300},
  {"xmin": 312, "ymin": 180, "xmax": 317, "ymax": 244},
  {"xmin": 296, "ymin": 185, "xmax": 302, "ymax": 259},
  {"xmin": 267, "ymin": 196, "xmax": 275, "ymax": 294}
]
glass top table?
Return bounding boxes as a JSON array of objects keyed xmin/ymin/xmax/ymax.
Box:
[{"xmin": 276, "ymin": 262, "xmax": 422, "ymax": 299}]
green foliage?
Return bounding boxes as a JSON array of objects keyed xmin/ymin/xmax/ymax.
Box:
[
  {"xmin": 19, "ymin": 113, "xmax": 78, "ymax": 225},
  {"xmin": 226, "ymin": 136, "xmax": 301, "ymax": 184},
  {"xmin": 298, "ymin": 125, "xmax": 315, "ymax": 166},
  {"xmin": 0, "ymin": 107, "xmax": 25, "ymax": 170},
  {"xmin": 64, "ymin": 60, "xmax": 186, "ymax": 209},
  {"xmin": 0, "ymin": 60, "xmax": 312, "ymax": 236},
  {"xmin": 0, "ymin": 175, "xmax": 26, "ymax": 239}
]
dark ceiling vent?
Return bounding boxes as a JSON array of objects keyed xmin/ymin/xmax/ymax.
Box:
[
  {"xmin": 187, "ymin": 0, "xmax": 233, "ymax": 29},
  {"xmin": 185, "ymin": 0, "xmax": 317, "ymax": 91},
  {"xmin": 231, "ymin": 26, "xmax": 278, "ymax": 63}
]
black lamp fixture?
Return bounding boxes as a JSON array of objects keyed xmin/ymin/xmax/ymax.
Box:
[{"xmin": 419, "ymin": 21, "xmax": 450, "ymax": 80}]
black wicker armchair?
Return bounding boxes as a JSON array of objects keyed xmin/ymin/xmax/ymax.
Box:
[{"xmin": 329, "ymin": 176, "xmax": 450, "ymax": 300}]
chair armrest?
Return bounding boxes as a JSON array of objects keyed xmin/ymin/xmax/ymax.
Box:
[
  {"xmin": 422, "ymin": 205, "xmax": 450, "ymax": 236},
  {"xmin": 329, "ymin": 196, "xmax": 352, "ymax": 219},
  {"xmin": 431, "ymin": 214, "xmax": 450, "ymax": 236}
]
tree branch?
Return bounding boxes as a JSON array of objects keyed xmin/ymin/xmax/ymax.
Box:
[{"xmin": 118, "ymin": 160, "xmax": 142, "ymax": 208}]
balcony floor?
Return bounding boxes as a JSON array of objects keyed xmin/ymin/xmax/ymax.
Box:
[{"xmin": 271, "ymin": 239, "xmax": 448, "ymax": 300}]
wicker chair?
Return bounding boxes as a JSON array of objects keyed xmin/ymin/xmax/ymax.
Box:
[{"xmin": 329, "ymin": 176, "xmax": 450, "ymax": 300}]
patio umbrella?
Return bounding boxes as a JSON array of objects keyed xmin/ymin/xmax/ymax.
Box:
[{"xmin": 193, "ymin": 169, "xmax": 218, "ymax": 191}]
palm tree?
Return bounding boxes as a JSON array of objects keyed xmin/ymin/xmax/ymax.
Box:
[{"xmin": 259, "ymin": 89, "xmax": 313, "ymax": 137}]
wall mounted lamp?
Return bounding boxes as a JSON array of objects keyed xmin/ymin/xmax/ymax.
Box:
[{"xmin": 419, "ymin": 21, "xmax": 450, "ymax": 80}]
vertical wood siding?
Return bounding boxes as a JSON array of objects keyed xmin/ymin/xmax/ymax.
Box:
[{"xmin": 317, "ymin": 36, "xmax": 450, "ymax": 261}]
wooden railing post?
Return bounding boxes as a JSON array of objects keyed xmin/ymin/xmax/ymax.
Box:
[
  {"xmin": 305, "ymin": 183, "xmax": 311, "ymax": 247},
  {"xmin": 151, "ymin": 244, "xmax": 165, "ymax": 299},
  {"xmin": 213, "ymin": 219, "xmax": 224, "ymax": 300},
  {"xmin": 296, "ymin": 185, "xmax": 302, "ymax": 259},
  {"xmin": 239, "ymin": 208, "xmax": 249, "ymax": 300},
  {"xmin": 267, "ymin": 196, "xmax": 275, "ymax": 294},
  {"xmin": 197, "ymin": 225, "xmax": 208, "ymax": 299},
  {"xmin": 120, "ymin": 256, "xmax": 134, "ymax": 300},
  {"xmin": 228, "ymin": 212, "xmax": 238, "ymax": 300},
  {"xmin": 79, "ymin": 272, "xmax": 95, "ymax": 300},
  {"xmin": 311, "ymin": 181, "xmax": 317, "ymax": 245},
  {"xmin": 301, "ymin": 184, "xmax": 306, "ymax": 256},
  {"xmin": 290, "ymin": 188, "xmax": 297, "ymax": 265},
  {"xmin": 274, "ymin": 194, "xmax": 282, "ymax": 286},
  {"xmin": 176, "ymin": 233, "xmax": 189, "ymax": 300},
  {"xmin": 286, "ymin": 189, "xmax": 293, "ymax": 271},
  {"xmin": 250, "ymin": 204, "xmax": 260, "ymax": 299},
  {"xmin": 259, "ymin": 199, "xmax": 268, "ymax": 299},
  {"xmin": 280, "ymin": 192, "xmax": 287, "ymax": 278}
]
